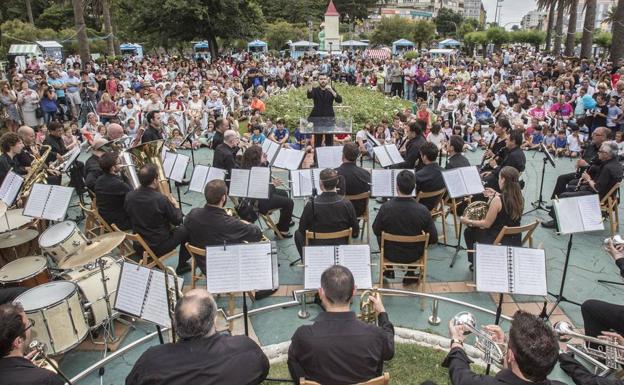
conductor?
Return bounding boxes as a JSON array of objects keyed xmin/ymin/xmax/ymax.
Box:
[{"xmin": 307, "ymin": 74, "xmax": 342, "ymax": 147}]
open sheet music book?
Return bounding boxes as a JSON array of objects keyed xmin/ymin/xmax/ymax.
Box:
[
  {"xmin": 371, "ymin": 169, "xmax": 415, "ymax": 197},
  {"xmin": 304, "ymin": 245, "xmax": 372, "ymax": 289},
  {"xmin": 373, "ymin": 144, "xmax": 404, "ymax": 168},
  {"xmin": 114, "ymin": 262, "xmax": 184, "ymax": 328},
  {"xmin": 475, "ymin": 244, "xmax": 547, "ymax": 296},
  {"xmin": 366, "ymin": 132, "xmax": 381, "ymax": 147},
  {"xmin": 291, "ymin": 168, "xmax": 322, "ymax": 197},
  {"xmin": 205, "ymin": 242, "xmax": 278, "ymax": 294},
  {"xmin": 162, "ymin": 151, "xmax": 190, "ymax": 183},
  {"xmin": 189, "ymin": 165, "xmax": 227, "ymax": 193},
  {"xmin": 0, "ymin": 171, "xmax": 23, "ymax": 206},
  {"xmin": 273, "ymin": 148, "xmax": 305, "ymax": 171},
  {"xmin": 229, "ymin": 167, "xmax": 271, "ymax": 199},
  {"xmin": 553, "ymin": 194, "xmax": 604, "ymax": 234},
  {"xmin": 23, "ymin": 184, "xmax": 73, "ymax": 221},
  {"xmin": 262, "ymin": 139, "xmax": 281, "ymax": 165},
  {"xmin": 442, "ymin": 166, "xmax": 484, "ymax": 198},
  {"xmin": 316, "ymin": 146, "xmax": 344, "ymax": 169}
]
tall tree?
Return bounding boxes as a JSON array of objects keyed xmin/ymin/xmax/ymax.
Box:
[
  {"xmin": 581, "ymin": 0, "xmax": 597, "ymax": 58},
  {"xmin": 101, "ymin": 0, "xmax": 115, "ymax": 55},
  {"xmin": 435, "ymin": 7, "xmax": 464, "ymax": 37},
  {"xmin": 610, "ymin": 0, "xmax": 624, "ymax": 64},
  {"xmin": 72, "ymin": 0, "xmax": 90, "ymax": 66},
  {"xmin": 564, "ymin": 0, "xmax": 578, "ymax": 56},
  {"xmin": 24, "ymin": 0, "xmax": 34, "ymax": 24},
  {"xmin": 539, "ymin": 0, "xmax": 556, "ymax": 52},
  {"xmin": 553, "ymin": 0, "xmax": 565, "ymax": 55},
  {"xmin": 412, "ymin": 20, "xmax": 436, "ymax": 50},
  {"xmin": 370, "ymin": 15, "xmax": 414, "ymax": 46}
]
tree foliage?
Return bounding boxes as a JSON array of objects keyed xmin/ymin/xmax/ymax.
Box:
[
  {"xmin": 412, "ymin": 20, "xmax": 436, "ymax": 50},
  {"xmin": 370, "ymin": 16, "xmax": 415, "ymax": 46},
  {"xmin": 486, "ymin": 26, "xmax": 508, "ymax": 49},
  {"xmin": 593, "ymin": 31, "xmax": 612, "ymax": 50},
  {"xmin": 264, "ymin": 21, "xmax": 306, "ymax": 51},
  {"xmin": 255, "ymin": 0, "xmax": 325, "ymax": 23},
  {"xmin": 434, "ymin": 7, "xmax": 463, "ymax": 36}
]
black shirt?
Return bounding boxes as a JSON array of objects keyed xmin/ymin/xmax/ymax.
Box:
[
  {"xmin": 335, "ymin": 162, "xmax": 371, "ymax": 217},
  {"xmin": 42, "ymin": 135, "xmax": 66, "ymax": 164},
  {"xmin": 307, "ymin": 87, "xmax": 342, "ymax": 117},
  {"xmin": 298, "ymin": 191, "xmax": 359, "ymax": 242},
  {"xmin": 94, "ymin": 173, "xmax": 133, "ymax": 230},
  {"xmin": 288, "ymin": 311, "xmax": 394, "ymax": 385},
  {"xmin": 84, "ymin": 154, "xmax": 103, "ymax": 192},
  {"xmin": 393, "ymin": 135, "xmax": 426, "ymax": 170},
  {"xmin": 0, "ymin": 153, "xmax": 25, "ymax": 185},
  {"xmin": 0, "ymin": 356, "xmax": 64, "ymax": 385},
  {"xmin": 210, "ymin": 130, "xmax": 224, "ymax": 150},
  {"xmin": 446, "ymin": 153, "xmax": 471, "ymax": 169},
  {"xmin": 593, "ymin": 156, "xmax": 623, "ymax": 199},
  {"xmin": 124, "ymin": 187, "xmax": 183, "ymax": 248},
  {"xmin": 213, "ymin": 143, "xmax": 238, "ymax": 176},
  {"xmin": 126, "ymin": 333, "xmax": 269, "ymax": 385},
  {"xmin": 495, "ymin": 146, "xmax": 526, "ymax": 176},
  {"xmin": 414, "ymin": 163, "xmax": 446, "ymax": 210},
  {"xmin": 141, "ymin": 126, "xmax": 163, "ymax": 143},
  {"xmin": 559, "ymin": 352, "xmax": 622, "ymax": 385},
  {"xmin": 372, "ymin": 197, "xmax": 438, "ymax": 263}
]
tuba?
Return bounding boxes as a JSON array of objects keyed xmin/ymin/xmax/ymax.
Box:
[
  {"xmin": 464, "ymin": 201, "xmax": 489, "ymax": 221},
  {"xmin": 452, "ymin": 311, "xmax": 505, "ymax": 367},
  {"xmin": 19, "ymin": 145, "xmax": 51, "ymax": 202},
  {"xmin": 123, "ymin": 140, "xmax": 172, "ymax": 197},
  {"xmin": 359, "ymin": 289, "xmax": 379, "ymax": 325}
]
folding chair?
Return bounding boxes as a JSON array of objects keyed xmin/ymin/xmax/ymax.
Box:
[
  {"xmin": 345, "ymin": 192, "xmax": 371, "ymax": 243},
  {"xmin": 112, "ymin": 224, "xmax": 175, "ymax": 269},
  {"xmin": 305, "ymin": 228, "xmax": 353, "ymax": 246},
  {"xmin": 300, "ymin": 373, "xmax": 390, "ymax": 385},
  {"xmin": 81, "ymin": 203, "xmax": 134, "ymax": 258},
  {"xmin": 259, "ymin": 209, "xmax": 284, "ymax": 240},
  {"xmin": 600, "ymin": 183, "xmax": 621, "ymax": 236},
  {"xmin": 492, "ymin": 220, "xmax": 539, "ymax": 247},
  {"xmin": 416, "ymin": 188, "xmax": 448, "ymax": 242}
]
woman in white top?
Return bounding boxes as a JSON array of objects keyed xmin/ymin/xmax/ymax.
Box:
[{"xmin": 17, "ymin": 80, "xmax": 41, "ymax": 128}]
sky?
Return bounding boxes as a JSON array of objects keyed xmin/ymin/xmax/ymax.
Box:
[{"xmin": 481, "ymin": 0, "xmax": 538, "ymax": 28}]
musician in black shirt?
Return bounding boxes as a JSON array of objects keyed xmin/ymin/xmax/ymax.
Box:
[
  {"xmin": 212, "ymin": 130, "xmax": 239, "ymax": 179},
  {"xmin": 482, "ymin": 129, "xmax": 526, "ymax": 190},
  {"xmin": 415, "ymin": 142, "xmax": 446, "ymax": 210},
  {"xmin": 288, "ymin": 265, "xmax": 394, "ymax": 385},
  {"xmin": 445, "ymin": 135, "xmax": 470, "ymax": 170},
  {"xmin": 392, "ymin": 120, "xmax": 426, "ymax": 170},
  {"xmin": 84, "ymin": 138, "xmax": 107, "ymax": 192},
  {"xmin": 141, "ymin": 111, "xmax": 164, "ymax": 143},
  {"xmin": 335, "ymin": 142, "xmax": 371, "ymax": 217},
  {"xmin": 0, "ymin": 132, "xmax": 25, "ymax": 185},
  {"xmin": 42, "ymin": 121, "xmax": 66, "ymax": 164},
  {"xmin": 480, "ymin": 119, "xmax": 510, "ymax": 173},
  {"xmin": 126, "ymin": 289, "xmax": 269, "ymax": 385},
  {"xmin": 307, "ymin": 74, "xmax": 342, "ymax": 147},
  {"xmin": 94, "ymin": 151, "xmax": 132, "ymax": 230},
  {"xmin": 0, "ymin": 303, "xmax": 64, "ymax": 385}
]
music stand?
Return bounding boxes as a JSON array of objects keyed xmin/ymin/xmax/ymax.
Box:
[
  {"xmin": 524, "ymin": 142, "xmax": 555, "ymax": 215},
  {"xmin": 181, "ymin": 131, "xmax": 196, "ymax": 167}
]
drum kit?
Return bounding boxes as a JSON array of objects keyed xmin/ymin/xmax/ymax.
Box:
[{"xmin": 0, "ymin": 207, "xmax": 127, "ymax": 357}]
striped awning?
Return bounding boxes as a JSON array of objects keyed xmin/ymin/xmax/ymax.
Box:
[
  {"xmin": 363, "ymin": 48, "xmax": 391, "ymax": 60},
  {"xmin": 8, "ymin": 44, "xmax": 41, "ymax": 56}
]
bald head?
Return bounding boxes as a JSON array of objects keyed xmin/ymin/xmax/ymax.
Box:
[
  {"xmin": 17, "ymin": 126, "xmax": 35, "ymax": 145},
  {"xmin": 107, "ymin": 123, "xmax": 124, "ymax": 140},
  {"xmin": 174, "ymin": 289, "xmax": 217, "ymax": 340},
  {"xmin": 224, "ymin": 129, "xmax": 239, "ymax": 147}
]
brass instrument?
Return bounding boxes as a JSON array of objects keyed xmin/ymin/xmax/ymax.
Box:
[
  {"xmin": 130, "ymin": 127, "xmax": 145, "ymax": 147},
  {"xmin": 124, "ymin": 140, "xmax": 172, "ymax": 196},
  {"xmin": 101, "ymin": 136, "xmax": 132, "ymax": 153},
  {"xmin": 163, "ymin": 266, "xmax": 182, "ymax": 343},
  {"xmin": 19, "ymin": 145, "xmax": 51, "ymax": 202},
  {"xmin": 49, "ymin": 147, "xmax": 79, "ymax": 171},
  {"xmin": 29, "ymin": 340, "xmax": 73, "ymax": 384},
  {"xmin": 359, "ymin": 289, "xmax": 379, "ymax": 324},
  {"xmin": 452, "ymin": 311, "xmax": 505, "ymax": 367},
  {"xmin": 464, "ymin": 201, "xmax": 490, "ymax": 221},
  {"xmin": 554, "ymin": 321, "xmax": 624, "ymax": 372}
]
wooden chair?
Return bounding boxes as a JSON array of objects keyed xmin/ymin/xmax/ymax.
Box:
[
  {"xmin": 492, "ymin": 220, "xmax": 539, "ymax": 248},
  {"xmin": 259, "ymin": 209, "xmax": 284, "ymax": 240},
  {"xmin": 112, "ymin": 224, "xmax": 175, "ymax": 269},
  {"xmin": 380, "ymin": 231, "xmax": 430, "ymax": 310},
  {"xmin": 81, "ymin": 203, "xmax": 135, "ymax": 258},
  {"xmin": 301, "ymin": 373, "xmax": 390, "ymax": 385},
  {"xmin": 600, "ymin": 182, "xmax": 621, "ymax": 236},
  {"xmin": 305, "ymin": 228, "xmax": 353, "ymax": 246},
  {"xmin": 345, "ymin": 192, "xmax": 371, "ymax": 244},
  {"xmin": 416, "ymin": 188, "xmax": 448, "ymax": 242}
]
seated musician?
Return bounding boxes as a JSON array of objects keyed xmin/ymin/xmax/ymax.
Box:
[
  {"xmin": 392, "ymin": 120, "xmax": 426, "ymax": 170},
  {"xmin": 106, "ymin": 123, "xmax": 125, "ymax": 141},
  {"xmin": 126, "ymin": 289, "xmax": 269, "ymax": 385},
  {"xmin": 94, "ymin": 151, "xmax": 132, "ymax": 230},
  {"xmin": 213, "ymin": 129, "xmax": 240, "ymax": 179},
  {"xmin": 543, "ymin": 140, "xmax": 623, "ymax": 229},
  {"xmin": 479, "ymin": 118, "xmax": 510, "ymax": 173},
  {"xmin": 141, "ymin": 111, "xmax": 164, "ymax": 143},
  {"xmin": 335, "ymin": 142, "xmax": 371, "ymax": 218},
  {"xmin": 295, "ymin": 168, "xmax": 359, "ymax": 257},
  {"xmin": 414, "ymin": 142, "xmax": 446, "ymax": 210},
  {"xmin": 481, "ymin": 129, "xmax": 526, "ymax": 190},
  {"xmin": 0, "ymin": 132, "xmax": 25, "ymax": 184},
  {"xmin": 0, "ymin": 303, "xmax": 64, "ymax": 385},
  {"xmin": 446, "ymin": 135, "xmax": 470, "ymax": 169},
  {"xmin": 373, "ymin": 170, "xmax": 437, "ymax": 282},
  {"xmin": 124, "ymin": 164, "xmax": 191, "ymax": 274},
  {"xmin": 548, "ymin": 126, "xmax": 608, "ymax": 204},
  {"xmin": 42, "ymin": 121, "xmax": 72, "ymax": 187},
  {"xmin": 16, "ymin": 126, "xmax": 61, "ymax": 185},
  {"xmin": 0, "ymin": 288, "xmax": 27, "ymax": 305},
  {"xmin": 442, "ymin": 310, "xmax": 565, "ymax": 385},
  {"xmin": 183, "ymin": 179, "xmax": 263, "ymax": 274},
  {"xmin": 461, "ymin": 166, "xmax": 524, "ymax": 271},
  {"xmin": 288, "ymin": 265, "xmax": 394, "ymax": 385},
  {"xmin": 241, "ymin": 145, "xmax": 294, "ymax": 237},
  {"xmin": 84, "ymin": 138, "xmax": 107, "ymax": 192}
]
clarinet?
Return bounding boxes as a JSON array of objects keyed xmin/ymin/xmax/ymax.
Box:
[{"xmin": 479, "ymin": 135, "xmax": 496, "ymax": 168}]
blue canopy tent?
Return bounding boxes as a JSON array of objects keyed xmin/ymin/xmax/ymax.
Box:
[
  {"xmin": 193, "ymin": 41, "xmax": 211, "ymax": 61},
  {"xmin": 119, "ymin": 43, "xmax": 143, "ymax": 58},
  {"xmin": 438, "ymin": 39, "xmax": 461, "ymax": 49},
  {"xmin": 392, "ymin": 39, "xmax": 415, "ymax": 56},
  {"xmin": 247, "ymin": 40, "xmax": 268, "ymax": 53},
  {"xmin": 289, "ymin": 40, "xmax": 319, "ymax": 59}
]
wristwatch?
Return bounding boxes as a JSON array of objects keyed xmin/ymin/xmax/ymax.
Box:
[{"xmin": 450, "ymin": 339, "xmax": 464, "ymax": 347}]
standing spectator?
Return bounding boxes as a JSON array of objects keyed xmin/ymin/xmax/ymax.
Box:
[{"xmin": 17, "ymin": 80, "xmax": 41, "ymax": 129}]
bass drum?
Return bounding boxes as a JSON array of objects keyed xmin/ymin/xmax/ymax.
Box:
[
  {"xmin": 38, "ymin": 221, "xmax": 87, "ymax": 263},
  {"xmin": 14, "ymin": 281, "xmax": 89, "ymax": 355},
  {"xmin": 0, "ymin": 256, "xmax": 50, "ymax": 287},
  {"xmin": 62, "ymin": 256, "xmax": 122, "ymax": 328}
]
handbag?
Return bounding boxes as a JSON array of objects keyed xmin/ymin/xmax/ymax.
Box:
[{"xmin": 35, "ymin": 104, "xmax": 44, "ymax": 119}]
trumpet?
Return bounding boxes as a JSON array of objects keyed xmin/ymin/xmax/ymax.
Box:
[
  {"xmin": 28, "ymin": 340, "xmax": 73, "ymax": 384},
  {"xmin": 452, "ymin": 312, "xmax": 505, "ymax": 367},
  {"xmin": 359, "ymin": 289, "xmax": 379, "ymax": 325},
  {"xmin": 554, "ymin": 321, "xmax": 624, "ymax": 371}
]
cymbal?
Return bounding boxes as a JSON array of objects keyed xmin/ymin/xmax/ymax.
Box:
[
  {"xmin": 0, "ymin": 209, "xmax": 34, "ymax": 233},
  {"xmin": 0, "ymin": 229, "xmax": 39, "ymax": 249},
  {"xmin": 58, "ymin": 232, "xmax": 126, "ymax": 269},
  {"xmin": 0, "ymin": 201, "xmax": 7, "ymax": 218}
]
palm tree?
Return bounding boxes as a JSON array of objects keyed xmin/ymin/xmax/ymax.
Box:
[
  {"xmin": 564, "ymin": 0, "xmax": 579, "ymax": 56},
  {"xmin": 538, "ymin": 0, "xmax": 557, "ymax": 52},
  {"xmin": 553, "ymin": 0, "xmax": 565, "ymax": 55},
  {"xmin": 611, "ymin": 0, "xmax": 624, "ymax": 64},
  {"xmin": 580, "ymin": 0, "xmax": 597, "ymax": 59},
  {"xmin": 24, "ymin": 0, "xmax": 34, "ymax": 24},
  {"xmin": 72, "ymin": 0, "xmax": 91, "ymax": 66},
  {"xmin": 101, "ymin": 0, "xmax": 115, "ymax": 56}
]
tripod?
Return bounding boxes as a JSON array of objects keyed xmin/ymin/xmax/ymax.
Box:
[
  {"xmin": 543, "ymin": 234, "xmax": 581, "ymax": 319},
  {"xmin": 524, "ymin": 156, "xmax": 550, "ymax": 215}
]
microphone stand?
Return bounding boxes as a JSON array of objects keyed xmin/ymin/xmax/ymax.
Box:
[
  {"xmin": 181, "ymin": 130, "xmax": 196, "ymax": 167},
  {"xmin": 524, "ymin": 143, "xmax": 554, "ymax": 215}
]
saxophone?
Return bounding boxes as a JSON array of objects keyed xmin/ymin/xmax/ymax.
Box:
[{"xmin": 19, "ymin": 145, "xmax": 51, "ymax": 202}]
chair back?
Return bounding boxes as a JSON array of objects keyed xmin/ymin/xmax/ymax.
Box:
[
  {"xmin": 416, "ymin": 188, "xmax": 447, "ymax": 208},
  {"xmin": 345, "ymin": 191, "xmax": 371, "ymax": 218},
  {"xmin": 300, "ymin": 373, "xmax": 390, "ymax": 385},
  {"xmin": 305, "ymin": 228, "xmax": 352, "ymax": 246},
  {"xmin": 600, "ymin": 182, "xmax": 621, "ymax": 206},
  {"xmin": 493, "ymin": 220, "xmax": 539, "ymax": 248},
  {"xmin": 112, "ymin": 224, "xmax": 166, "ymax": 269},
  {"xmin": 380, "ymin": 231, "xmax": 430, "ymax": 252}
]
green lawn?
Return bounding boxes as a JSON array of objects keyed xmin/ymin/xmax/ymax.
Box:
[{"xmin": 262, "ymin": 343, "xmax": 485, "ymax": 385}]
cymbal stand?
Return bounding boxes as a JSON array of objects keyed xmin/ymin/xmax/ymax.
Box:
[{"xmin": 90, "ymin": 257, "xmax": 121, "ymax": 348}]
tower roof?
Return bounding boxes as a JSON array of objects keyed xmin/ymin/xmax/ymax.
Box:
[{"xmin": 325, "ymin": 0, "xmax": 339, "ymax": 17}]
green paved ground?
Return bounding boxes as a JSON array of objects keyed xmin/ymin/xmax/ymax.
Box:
[{"xmin": 58, "ymin": 145, "xmax": 622, "ymax": 384}]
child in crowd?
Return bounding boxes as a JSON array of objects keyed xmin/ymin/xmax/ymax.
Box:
[
  {"xmin": 606, "ymin": 96, "xmax": 623, "ymax": 131},
  {"xmin": 126, "ymin": 118, "xmax": 138, "ymax": 137},
  {"xmin": 250, "ymin": 124, "xmax": 266, "ymax": 145},
  {"xmin": 482, "ymin": 124, "xmax": 495, "ymax": 148},
  {"xmin": 522, "ymin": 125, "xmax": 543, "ymax": 150},
  {"xmin": 426, "ymin": 123, "xmax": 445, "ymax": 150},
  {"xmin": 615, "ymin": 131, "xmax": 624, "ymax": 157},
  {"xmin": 63, "ymin": 126, "xmax": 79, "ymax": 150},
  {"xmin": 463, "ymin": 125, "xmax": 479, "ymax": 152},
  {"xmin": 36, "ymin": 126, "xmax": 47, "ymax": 144},
  {"xmin": 164, "ymin": 116, "xmax": 180, "ymax": 138},
  {"xmin": 566, "ymin": 126, "xmax": 582, "ymax": 158},
  {"xmin": 289, "ymin": 126, "xmax": 313, "ymax": 153},
  {"xmin": 373, "ymin": 123, "xmax": 391, "ymax": 144},
  {"xmin": 553, "ymin": 129, "xmax": 568, "ymax": 156},
  {"xmin": 416, "ymin": 101, "xmax": 431, "ymax": 134},
  {"xmin": 269, "ymin": 118, "xmax": 289, "ymax": 146},
  {"xmin": 542, "ymin": 127, "xmax": 556, "ymax": 152},
  {"xmin": 441, "ymin": 120, "xmax": 453, "ymax": 139}
]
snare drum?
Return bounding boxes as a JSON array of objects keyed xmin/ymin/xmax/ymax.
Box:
[
  {"xmin": 62, "ymin": 256, "xmax": 122, "ymax": 328},
  {"xmin": 38, "ymin": 221, "xmax": 87, "ymax": 263},
  {"xmin": 0, "ymin": 256, "xmax": 50, "ymax": 287},
  {"xmin": 14, "ymin": 281, "xmax": 89, "ymax": 355}
]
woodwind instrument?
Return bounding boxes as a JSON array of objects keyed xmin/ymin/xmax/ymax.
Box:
[
  {"xmin": 479, "ymin": 136, "xmax": 496, "ymax": 168},
  {"xmin": 19, "ymin": 145, "xmax": 51, "ymax": 202}
]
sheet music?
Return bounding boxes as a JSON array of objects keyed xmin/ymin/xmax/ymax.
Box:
[
  {"xmin": 475, "ymin": 244, "xmax": 510, "ymax": 294},
  {"xmin": 273, "ymin": 148, "xmax": 304, "ymax": 171},
  {"xmin": 512, "ymin": 248, "xmax": 547, "ymax": 296},
  {"xmin": 206, "ymin": 247, "xmax": 241, "ymax": 293},
  {"xmin": 228, "ymin": 169, "xmax": 250, "ymax": 197},
  {"xmin": 239, "ymin": 243, "xmax": 275, "ymax": 291},
  {"xmin": 386, "ymin": 144, "xmax": 404, "ymax": 164},
  {"xmin": 271, "ymin": 243, "xmax": 279, "ymax": 290},
  {"xmin": 373, "ymin": 146, "xmax": 393, "ymax": 168},
  {"xmin": 291, "ymin": 169, "xmax": 322, "ymax": 197},
  {"xmin": 461, "ymin": 166, "xmax": 485, "ymax": 195},
  {"xmin": 43, "ymin": 186, "xmax": 73, "ymax": 221},
  {"xmin": 553, "ymin": 195, "xmax": 603, "ymax": 234},
  {"xmin": 262, "ymin": 139, "xmax": 280, "ymax": 165},
  {"xmin": 337, "ymin": 245, "xmax": 372, "ymax": 289},
  {"xmin": 162, "ymin": 152, "xmax": 189, "ymax": 183},
  {"xmin": 304, "ymin": 246, "xmax": 336, "ymax": 289},
  {"xmin": 441, "ymin": 168, "xmax": 466, "ymax": 198},
  {"xmin": 366, "ymin": 132, "xmax": 381, "ymax": 147},
  {"xmin": 0, "ymin": 171, "xmax": 23, "ymax": 206},
  {"xmin": 62, "ymin": 147, "xmax": 81, "ymax": 173},
  {"xmin": 114, "ymin": 263, "xmax": 151, "ymax": 317},
  {"xmin": 189, "ymin": 165, "xmax": 209, "ymax": 193},
  {"xmin": 371, "ymin": 169, "xmax": 393, "ymax": 197},
  {"xmin": 247, "ymin": 167, "xmax": 270, "ymax": 199},
  {"xmin": 142, "ymin": 270, "xmax": 178, "ymax": 328},
  {"xmin": 577, "ymin": 194, "xmax": 603, "ymax": 232},
  {"xmin": 22, "ymin": 184, "xmax": 50, "ymax": 218},
  {"xmin": 316, "ymin": 146, "xmax": 343, "ymax": 169}
]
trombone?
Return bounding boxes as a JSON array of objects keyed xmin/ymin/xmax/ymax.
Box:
[{"xmin": 452, "ymin": 311, "xmax": 505, "ymax": 367}]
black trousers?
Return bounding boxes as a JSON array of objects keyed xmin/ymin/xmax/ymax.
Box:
[
  {"xmin": 551, "ymin": 171, "xmax": 578, "ymax": 199},
  {"xmin": 464, "ymin": 227, "xmax": 498, "ymax": 264},
  {"xmin": 0, "ymin": 287, "xmax": 28, "ymax": 305},
  {"xmin": 582, "ymin": 299, "xmax": 624, "ymax": 338},
  {"xmin": 258, "ymin": 189, "xmax": 293, "ymax": 232},
  {"xmin": 133, "ymin": 226, "xmax": 191, "ymax": 267},
  {"xmin": 314, "ymin": 134, "xmax": 333, "ymax": 147},
  {"xmin": 294, "ymin": 230, "xmax": 306, "ymax": 257}
]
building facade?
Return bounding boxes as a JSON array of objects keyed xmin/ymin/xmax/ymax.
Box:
[
  {"xmin": 521, "ymin": 9, "xmax": 548, "ymax": 30},
  {"xmin": 575, "ymin": 0, "xmax": 616, "ymax": 32},
  {"xmin": 373, "ymin": 0, "xmax": 465, "ymax": 20},
  {"xmin": 463, "ymin": 0, "xmax": 482, "ymax": 21}
]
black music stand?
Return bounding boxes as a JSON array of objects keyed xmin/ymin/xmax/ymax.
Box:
[
  {"xmin": 543, "ymin": 233, "xmax": 581, "ymax": 318},
  {"xmin": 598, "ymin": 279, "xmax": 624, "ymax": 286},
  {"xmin": 524, "ymin": 143, "xmax": 555, "ymax": 215},
  {"xmin": 290, "ymin": 187, "xmax": 317, "ymax": 266},
  {"xmin": 181, "ymin": 131, "xmax": 196, "ymax": 167},
  {"xmin": 485, "ymin": 293, "xmax": 504, "ymax": 376}
]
